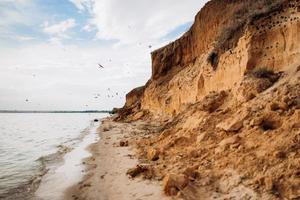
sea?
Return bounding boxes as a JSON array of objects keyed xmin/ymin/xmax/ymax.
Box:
[{"xmin": 0, "ymin": 113, "xmax": 108, "ymax": 200}]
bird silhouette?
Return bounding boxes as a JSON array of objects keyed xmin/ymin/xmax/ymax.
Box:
[{"xmin": 98, "ymin": 64, "xmax": 104, "ymax": 69}]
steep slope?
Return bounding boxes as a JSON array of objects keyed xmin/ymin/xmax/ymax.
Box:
[
  {"xmin": 141, "ymin": 0, "xmax": 299, "ymax": 119},
  {"xmin": 117, "ymin": 0, "xmax": 300, "ymax": 199}
]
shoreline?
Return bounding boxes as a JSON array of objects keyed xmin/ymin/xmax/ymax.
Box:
[
  {"xmin": 67, "ymin": 117, "xmax": 168, "ymax": 200},
  {"xmin": 0, "ymin": 113, "xmax": 106, "ymax": 200},
  {"xmin": 35, "ymin": 121, "xmax": 100, "ymax": 200}
]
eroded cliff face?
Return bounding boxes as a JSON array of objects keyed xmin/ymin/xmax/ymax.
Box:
[
  {"xmin": 118, "ymin": 0, "xmax": 300, "ymax": 199},
  {"xmin": 140, "ymin": 0, "xmax": 300, "ymax": 119},
  {"xmin": 116, "ymin": 86, "xmax": 145, "ymax": 121}
]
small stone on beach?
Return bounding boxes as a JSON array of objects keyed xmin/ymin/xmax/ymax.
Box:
[
  {"xmin": 126, "ymin": 164, "xmax": 148, "ymax": 178},
  {"xmin": 120, "ymin": 140, "xmax": 129, "ymax": 147}
]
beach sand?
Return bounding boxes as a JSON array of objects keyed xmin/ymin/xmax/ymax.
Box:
[{"xmin": 66, "ymin": 117, "xmax": 168, "ymax": 200}]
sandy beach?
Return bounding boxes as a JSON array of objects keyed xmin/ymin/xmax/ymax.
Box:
[{"xmin": 67, "ymin": 117, "xmax": 169, "ymax": 200}]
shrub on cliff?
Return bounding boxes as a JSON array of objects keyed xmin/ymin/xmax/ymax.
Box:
[
  {"xmin": 252, "ymin": 67, "xmax": 275, "ymax": 79},
  {"xmin": 207, "ymin": 52, "xmax": 218, "ymax": 70},
  {"xmin": 251, "ymin": 67, "xmax": 282, "ymax": 84}
]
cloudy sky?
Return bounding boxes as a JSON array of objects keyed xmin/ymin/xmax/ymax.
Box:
[{"xmin": 0, "ymin": 0, "xmax": 206, "ymax": 111}]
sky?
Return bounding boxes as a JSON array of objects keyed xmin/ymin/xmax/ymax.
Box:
[{"xmin": 0, "ymin": 0, "xmax": 207, "ymax": 111}]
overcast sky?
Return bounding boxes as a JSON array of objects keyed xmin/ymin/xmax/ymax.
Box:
[{"xmin": 0, "ymin": 0, "xmax": 206, "ymax": 111}]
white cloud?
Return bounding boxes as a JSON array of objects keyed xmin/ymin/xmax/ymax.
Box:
[
  {"xmin": 0, "ymin": 1, "xmax": 33, "ymax": 27},
  {"xmin": 43, "ymin": 18, "xmax": 76, "ymax": 37},
  {"xmin": 68, "ymin": 0, "xmax": 93, "ymax": 12},
  {"xmin": 1, "ymin": 0, "xmax": 31, "ymax": 6},
  {"xmin": 15, "ymin": 35, "xmax": 35, "ymax": 41},
  {"xmin": 71, "ymin": 0, "xmax": 205, "ymax": 45},
  {"xmin": 82, "ymin": 24, "xmax": 94, "ymax": 32},
  {"xmin": 42, "ymin": 18, "xmax": 77, "ymax": 43},
  {"xmin": 0, "ymin": 29, "xmax": 34, "ymax": 42}
]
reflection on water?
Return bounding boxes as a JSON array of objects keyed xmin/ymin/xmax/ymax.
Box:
[{"xmin": 0, "ymin": 113, "xmax": 107, "ymax": 198}]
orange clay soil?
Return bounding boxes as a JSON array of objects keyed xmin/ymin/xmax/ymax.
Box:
[
  {"xmin": 72, "ymin": 0, "xmax": 300, "ymax": 199},
  {"xmin": 115, "ymin": 0, "xmax": 300, "ymax": 199}
]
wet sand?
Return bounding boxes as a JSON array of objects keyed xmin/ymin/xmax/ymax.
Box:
[
  {"xmin": 35, "ymin": 130, "xmax": 98, "ymax": 200},
  {"xmin": 67, "ymin": 117, "xmax": 168, "ymax": 200}
]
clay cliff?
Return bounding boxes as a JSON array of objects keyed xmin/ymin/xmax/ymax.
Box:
[{"xmin": 117, "ymin": 0, "xmax": 300, "ymax": 199}]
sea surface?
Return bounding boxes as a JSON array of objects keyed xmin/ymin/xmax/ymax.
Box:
[{"xmin": 0, "ymin": 113, "xmax": 108, "ymax": 199}]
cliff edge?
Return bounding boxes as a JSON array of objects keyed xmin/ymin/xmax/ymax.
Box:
[{"xmin": 117, "ymin": 0, "xmax": 300, "ymax": 199}]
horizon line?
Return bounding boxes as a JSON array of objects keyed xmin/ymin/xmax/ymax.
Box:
[{"xmin": 0, "ymin": 110, "xmax": 111, "ymax": 113}]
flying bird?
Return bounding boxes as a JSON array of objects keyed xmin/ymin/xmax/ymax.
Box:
[{"xmin": 98, "ymin": 64, "xmax": 104, "ymax": 69}]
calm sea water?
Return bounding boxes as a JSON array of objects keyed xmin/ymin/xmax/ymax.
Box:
[{"xmin": 0, "ymin": 113, "xmax": 107, "ymax": 198}]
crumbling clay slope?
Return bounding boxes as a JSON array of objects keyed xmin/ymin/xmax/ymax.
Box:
[
  {"xmin": 141, "ymin": 0, "xmax": 300, "ymax": 118},
  {"xmin": 118, "ymin": 0, "xmax": 300, "ymax": 199}
]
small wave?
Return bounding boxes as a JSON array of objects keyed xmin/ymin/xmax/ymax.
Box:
[
  {"xmin": 0, "ymin": 142, "xmax": 75, "ymax": 199},
  {"xmin": 0, "ymin": 117, "xmax": 101, "ymax": 200},
  {"xmin": 0, "ymin": 159, "xmax": 47, "ymax": 200}
]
